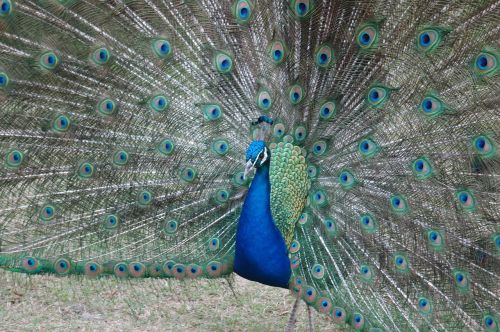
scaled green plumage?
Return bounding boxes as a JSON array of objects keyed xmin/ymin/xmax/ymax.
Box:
[{"xmin": 269, "ymin": 142, "xmax": 310, "ymax": 246}]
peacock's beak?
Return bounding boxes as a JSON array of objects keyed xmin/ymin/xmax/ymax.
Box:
[{"xmin": 243, "ymin": 159, "xmax": 254, "ymax": 180}]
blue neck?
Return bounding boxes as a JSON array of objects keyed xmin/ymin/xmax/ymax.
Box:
[{"xmin": 234, "ymin": 163, "xmax": 291, "ymax": 288}]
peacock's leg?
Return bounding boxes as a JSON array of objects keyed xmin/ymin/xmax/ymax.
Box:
[
  {"xmin": 284, "ymin": 296, "xmax": 300, "ymax": 332},
  {"xmin": 307, "ymin": 305, "xmax": 313, "ymax": 332}
]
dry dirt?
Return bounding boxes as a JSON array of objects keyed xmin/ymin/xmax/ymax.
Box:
[{"xmin": 0, "ymin": 269, "xmax": 341, "ymax": 331}]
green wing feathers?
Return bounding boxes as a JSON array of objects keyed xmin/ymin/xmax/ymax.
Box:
[{"xmin": 269, "ymin": 142, "xmax": 310, "ymax": 246}]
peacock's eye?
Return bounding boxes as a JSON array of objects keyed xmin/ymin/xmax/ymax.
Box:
[{"xmin": 259, "ymin": 153, "xmax": 264, "ymax": 159}]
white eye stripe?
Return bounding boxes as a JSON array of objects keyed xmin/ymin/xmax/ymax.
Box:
[
  {"xmin": 252, "ymin": 155, "xmax": 259, "ymax": 168},
  {"xmin": 262, "ymin": 147, "xmax": 268, "ymax": 164}
]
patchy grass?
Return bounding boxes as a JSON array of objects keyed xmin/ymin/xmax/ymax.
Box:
[{"xmin": 0, "ymin": 270, "xmax": 339, "ymax": 331}]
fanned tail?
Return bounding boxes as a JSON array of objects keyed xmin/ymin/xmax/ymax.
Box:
[{"xmin": 0, "ymin": 0, "xmax": 498, "ymax": 331}]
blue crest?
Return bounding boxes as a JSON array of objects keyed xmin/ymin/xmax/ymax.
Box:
[{"xmin": 246, "ymin": 140, "xmax": 266, "ymax": 161}]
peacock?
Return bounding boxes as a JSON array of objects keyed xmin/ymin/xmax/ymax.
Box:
[{"xmin": 0, "ymin": 0, "xmax": 498, "ymax": 330}]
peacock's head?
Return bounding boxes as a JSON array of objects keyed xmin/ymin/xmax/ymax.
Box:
[{"xmin": 244, "ymin": 140, "xmax": 269, "ymax": 179}]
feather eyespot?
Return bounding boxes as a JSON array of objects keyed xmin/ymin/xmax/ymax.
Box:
[
  {"xmin": 172, "ymin": 264, "xmax": 186, "ymax": 279},
  {"xmin": 39, "ymin": 51, "xmax": 60, "ymax": 70},
  {"xmin": 215, "ymin": 189, "xmax": 230, "ymax": 204},
  {"xmin": 472, "ymin": 135, "xmax": 496, "ymax": 158},
  {"xmin": 0, "ymin": 0, "xmax": 12, "ymax": 17},
  {"xmin": 52, "ymin": 115, "xmax": 70, "ymax": 133},
  {"xmin": 473, "ymin": 50, "xmax": 498, "ymax": 77},
  {"xmin": 306, "ymin": 164, "xmax": 318, "ymax": 179},
  {"xmin": 333, "ymin": 307, "xmax": 347, "ymax": 323},
  {"xmin": 311, "ymin": 189, "xmax": 328, "ymax": 207},
  {"xmin": 417, "ymin": 296, "xmax": 433, "ymax": 315},
  {"xmin": 0, "ymin": 71, "xmax": 9, "ymax": 88},
  {"xmin": 312, "ymin": 141, "xmax": 327, "ymax": 156},
  {"xmin": 352, "ymin": 313, "xmax": 365, "ymax": 330},
  {"xmin": 357, "ymin": 22, "xmax": 379, "ymax": 49},
  {"xmin": 483, "ymin": 314, "xmax": 498, "ymax": 331},
  {"xmin": 416, "ymin": 28, "xmax": 445, "ymax": 52},
  {"xmin": 91, "ymin": 47, "xmax": 110, "ymax": 65},
  {"xmin": 103, "ymin": 214, "xmax": 119, "ymax": 230},
  {"xmin": 298, "ymin": 212, "xmax": 309, "ymax": 225},
  {"xmin": 54, "ymin": 258, "xmax": 71, "ymax": 274},
  {"xmin": 315, "ymin": 44, "xmax": 334, "ymax": 68},
  {"xmin": 290, "ymin": 0, "xmax": 313, "ymax": 19},
  {"xmin": 232, "ymin": 171, "xmax": 247, "ymax": 186},
  {"xmin": 367, "ymin": 86, "xmax": 391, "ymax": 107},
  {"xmin": 186, "ymin": 264, "xmax": 203, "ymax": 279},
  {"xmin": 233, "ymin": 0, "xmax": 254, "ymax": 24},
  {"xmin": 288, "ymin": 84, "xmax": 305, "ymax": 105},
  {"xmin": 163, "ymin": 219, "xmax": 178, "ymax": 234},
  {"xmin": 358, "ymin": 138, "xmax": 380, "ymax": 158},
  {"xmin": 202, "ymin": 104, "xmax": 223, "ymax": 121},
  {"xmin": 209, "ymin": 237, "xmax": 220, "ymax": 251},
  {"xmin": 294, "ymin": 125, "xmax": 307, "ymax": 143},
  {"xmin": 256, "ymin": 89, "xmax": 272, "ymax": 111},
  {"xmin": 273, "ymin": 123, "xmax": 286, "ymax": 138},
  {"xmin": 390, "ymin": 194, "xmax": 409, "ymax": 214},
  {"xmin": 163, "ymin": 260, "xmax": 176, "ymax": 276},
  {"xmin": 5, "ymin": 149, "xmax": 23, "ymax": 168},
  {"xmin": 207, "ymin": 261, "xmax": 222, "ymax": 277},
  {"xmin": 302, "ymin": 286, "xmax": 317, "ymax": 304},
  {"xmin": 316, "ymin": 297, "xmax": 332, "ymax": 314},
  {"xmin": 319, "ymin": 100, "xmax": 336, "ymax": 120},
  {"xmin": 149, "ymin": 95, "xmax": 169, "ymax": 113},
  {"xmin": 493, "ymin": 234, "xmax": 500, "ymax": 251},
  {"xmin": 158, "ymin": 139, "xmax": 175, "ymax": 156},
  {"xmin": 323, "ymin": 218, "xmax": 338, "ymax": 237},
  {"xmin": 180, "ymin": 167, "xmax": 197, "ymax": 183},
  {"xmin": 151, "ymin": 38, "xmax": 173, "ymax": 59},
  {"xmin": 289, "ymin": 240, "xmax": 300, "ymax": 253},
  {"xmin": 114, "ymin": 262, "xmax": 128, "ymax": 278},
  {"xmin": 452, "ymin": 269, "xmax": 470, "ymax": 292},
  {"xmin": 112, "ymin": 150, "xmax": 129, "ymax": 166},
  {"xmin": 211, "ymin": 139, "xmax": 230, "ymax": 156},
  {"xmin": 137, "ymin": 190, "xmax": 152, "ymax": 206},
  {"xmin": 311, "ymin": 264, "xmax": 324, "ymax": 279},
  {"xmin": 97, "ymin": 98, "xmax": 117, "ymax": 116},
  {"xmin": 290, "ymin": 256, "xmax": 300, "ymax": 269},
  {"xmin": 359, "ymin": 213, "xmax": 377, "ymax": 234},
  {"xmin": 84, "ymin": 261, "xmax": 102, "ymax": 278},
  {"xmin": 77, "ymin": 162, "xmax": 94, "ymax": 179},
  {"xmin": 128, "ymin": 262, "xmax": 145, "ymax": 278},
  {"xmin": 394, "ymin": 254, "xmax": 410, "ymax": 272},
  {"xmin": 268, "ymin": 40, "xmax": 288, "ymax": 64},
  {"xmin": 359, "ymin": 264, "xmax": 375, "ymax": 283},
  {"xmin": 455, "ymin": 189, "xmax": 476, "ymax": 211},
  {"xmin": 419, "ymin": 95, "xmax": 445, "ymax": 117},
  {"xmin": 338, "ymin": 169, "xmax": 357, "ymax": 189},
  {"xmin": 213, "ymin": 51, "xmax": 233, "ymax": 74},
  {"xmin": 412, "ymin": 157, "xmax": 433, "ymax": 179},
  {"xmin": 22, "ymin": 257, "xmax": 40, "ymax": 272},
  {"xmin": 427, "ymin": 229, "xmax": 445, "ymax": 251},
  {"xmin": 38, "ymin": 204, "xmax": 56, "ymax": 223}
]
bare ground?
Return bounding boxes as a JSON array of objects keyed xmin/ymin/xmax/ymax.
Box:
[{"xmin": 0, "ymin": 269, "xmax": 340, "ymax": 331}]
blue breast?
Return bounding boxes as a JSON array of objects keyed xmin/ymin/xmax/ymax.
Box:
[{"xmin": 234, "ymin": 162, "xmax": 291, "ymax": 288}]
